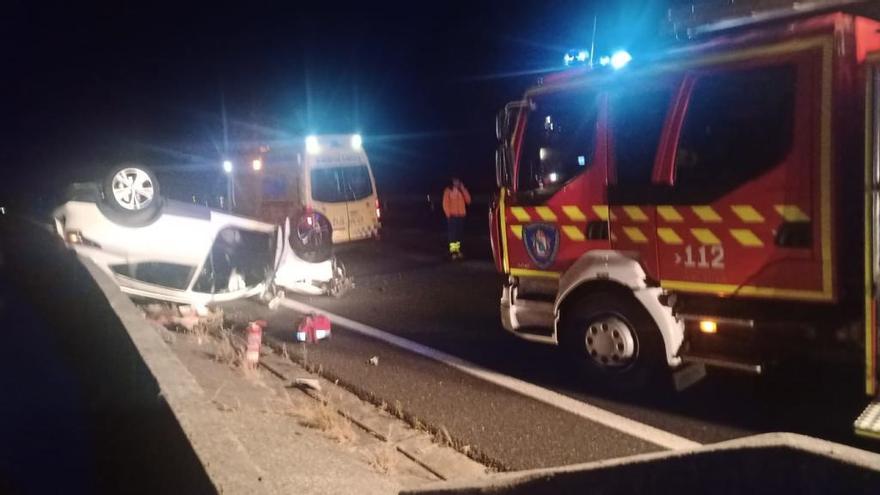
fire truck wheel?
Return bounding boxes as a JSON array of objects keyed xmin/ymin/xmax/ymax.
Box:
[{"xmin": 560, "ymin": 291, "xmax": 665, "ymax": 389}]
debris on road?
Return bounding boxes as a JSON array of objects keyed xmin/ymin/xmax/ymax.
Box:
[
  {"xmin": 369, "ymin": 356, "xmax": 379, "ymax": 366},
  {"xmin": 294, "ymin": 378, "xmax": 323, "ymax": 392},
  {"xmin": 142, "ymin": 302, "xmax": 223, "ymax": 338},
  {"xmin": 267, "ymin": 292, "xmax": 284, "ymax": 310}
]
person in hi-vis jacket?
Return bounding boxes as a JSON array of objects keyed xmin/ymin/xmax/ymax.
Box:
[{"xmin": 442, "ymin": 177, "xmax": 471, "ymax": 259}]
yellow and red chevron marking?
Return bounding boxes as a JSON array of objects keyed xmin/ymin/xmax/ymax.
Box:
[
  {"xmin": 505, "ymin": 204, "xmax": 607, "ymax": 223},
  {"xmin": 650, "ymin": 204, "xmax": 810, "ymax": 225},
  {"xmin": 612, "ymin": 225, "xmax": 770, "ymax": 247},
  {"xmin": 507, "ymin": 203, "xmax": 809, "ymax": 224},
  {"xmin": 507, "ymin": 203, "xmax": 810, "ymax": 246},
  {"xmin": 509, "ymin": 223, "xmax": 590, "ymax": 241}
]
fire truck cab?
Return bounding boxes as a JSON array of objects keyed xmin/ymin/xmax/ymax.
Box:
[{"xmin": 490, "ymin": 8, "xmax": 880, "ymax": 436}]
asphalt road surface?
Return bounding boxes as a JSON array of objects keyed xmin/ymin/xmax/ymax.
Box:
[{"xmin": 223, "ymin": 223, "xmax": 880, "ymax": 470}]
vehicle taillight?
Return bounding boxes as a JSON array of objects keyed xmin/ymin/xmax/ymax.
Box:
[
  {"xmin": 64, "ymin": 230, "xmax": 101, "ymax": 248},
  {"xmin": 66, "ymin": 231, "xmax": 82, "ymax": 244}
]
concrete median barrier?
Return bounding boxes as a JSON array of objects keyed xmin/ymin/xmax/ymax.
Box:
[
  {"xmin": 1, "ymin": 218, "xmax": 270, "ymax": 494},
  {"xmin": 402, "ymin": 432, "xmax": 880, "ymax": 494}
]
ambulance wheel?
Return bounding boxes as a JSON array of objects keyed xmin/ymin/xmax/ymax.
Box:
[{"xmin": 559, "ymin": 291, "xmax": 665, "ymax": 389}]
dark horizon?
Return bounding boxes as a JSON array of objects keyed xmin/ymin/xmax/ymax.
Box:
[{"xmin": 5, "ymin": 1, "xmax": 672, "ymax": 211}]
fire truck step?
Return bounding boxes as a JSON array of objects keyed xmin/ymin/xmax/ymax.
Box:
[
  {"xmin": 680, "ymin": 353, "xmax": 762, "ymax": 374},
  {"xmin": 854, "ymin": 399, "xmax": 880, "ymax": 439}
]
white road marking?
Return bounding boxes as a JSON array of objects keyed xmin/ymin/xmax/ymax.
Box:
[{"xmin": 280, "ymin": 298, "xmax": 702, "ymax": 451}]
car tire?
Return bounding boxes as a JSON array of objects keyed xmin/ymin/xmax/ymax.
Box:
[
  {"xmin": 328, "ymin": 258, "xmax": 350, "ymax": 297},
  {"xmin": 559, "ymin": 290, "xmax": 666, "ymax": 390},
  {"xmin": 99, "ymin": 164, "xmax": 163, "ymax": 227},
  {"xmin": 289, "ymin": 211, "xmax": 333, "ymax": 263}
]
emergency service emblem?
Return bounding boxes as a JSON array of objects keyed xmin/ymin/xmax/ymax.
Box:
[{"xmin": 523, "ymin": 223, "xmax": 559, "ymax": 269}]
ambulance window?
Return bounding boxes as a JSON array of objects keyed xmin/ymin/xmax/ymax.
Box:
[
  {"xmin": 343, "ymin": 166, "xmax": 374, "ymax": 200},
  {"xmin": 609, "ymin": 88, "xmax": 673, "ymax": 185},
  {"xmin": 518, "ymin": 90, "xmax": 598, "ymax": 194},
  {"xmin": 674, "ymin": 65, "xmax": 795, "ymax": 187},
  {"xmin": 311, "ymin": 166, "xmax": 373, "ymax": 202}
]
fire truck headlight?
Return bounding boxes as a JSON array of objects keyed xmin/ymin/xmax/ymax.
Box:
[
  {"xmin": 699, "ymin": 320, "xmax": 718, "ymax": 334},
  {"xmin": 351, "ymin": 134, "xmax": 363, "ymax": 150},
  {"xmin": 548, "ymin": 172, "xmax": 559, "ymax": 182},
  {"xmin": 610, "ymin": 50, "xmax": 632, "ymax": 70},
  {"xmin": 306, "ymin": 135, "xmax": 321, "ymax": 155}
]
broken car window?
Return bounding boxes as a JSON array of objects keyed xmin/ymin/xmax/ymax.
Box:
[
  {"xmin": 193, "ymin": 228, "xmax": 276, "ymax": 294},
  {"xmin": 111, "ymin": 262, "xmax": 194, "ymax": 290}
]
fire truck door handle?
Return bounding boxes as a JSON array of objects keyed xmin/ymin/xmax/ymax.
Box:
[
  {"xmin": 586, "ymin": 221, "xmax": 609, "ymax": 240},
  {"xmin": 774, "ymin": 221, "xmax": 812, "ymax": 248}
]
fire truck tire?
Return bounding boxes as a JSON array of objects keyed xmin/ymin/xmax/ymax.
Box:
[{"xmin": 559, "ymin": 291, "xmax": 666, "ymax": 389}]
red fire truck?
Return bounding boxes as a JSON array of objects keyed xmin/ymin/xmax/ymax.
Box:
[{"xmin": 489, "ymin": 5, "xmax": 880, "ymax": 437}]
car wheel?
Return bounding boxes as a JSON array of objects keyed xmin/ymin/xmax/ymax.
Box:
[
  {"xmin": 103, "ymin": 164, "xmax": 160, "ymax": 212},
  {"xmin": 290, "ymin": 211, "xmax": 333, "ymax": 263},
  {"xmin": 328, "ymin": 258, "xmax": 351, "ymax": 297},
  {"xmin": 559, "ymin": 291, "xmax": 665, "ymax": 389},
  {"xmin": 99, "ymin": 164, "xmax": 163, "ymax": 226}
]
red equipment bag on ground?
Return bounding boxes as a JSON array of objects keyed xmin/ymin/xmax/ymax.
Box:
[{"xmin": 297, "ymin": 313, "xmax": 331, "ymax": 343}]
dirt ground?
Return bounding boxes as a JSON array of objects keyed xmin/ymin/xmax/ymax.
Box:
[{"xmin": 156, "ymin": 318, "xmax": 445, "ymax": 495}]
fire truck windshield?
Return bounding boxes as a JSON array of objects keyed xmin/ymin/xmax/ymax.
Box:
[{"xmin": 519, "ymin": 90, "xmax": 598, "ymax": 195}]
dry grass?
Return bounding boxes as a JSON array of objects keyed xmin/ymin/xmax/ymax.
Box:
[
  {"xmin": 300, "ymin": 341, "xmax": 309, "ymax": 368},
  {"xmin": 367, "ymin": 444, "xmax": 398, "ymax": 475},
  {"xmin": 187, "ymin": 320, "xmax": 209, "ymax": 344},
  {"xmin": 189, "ymin": 308, "xmax": 224, "ymax": 342},
  {"xmin": 214, "ymin": 330, "xmax": 243, "ymax": 366},
  {"xmin": 412, "ymin": 418, "xmax": 425, "ymax": 432},
  {"xmin": 299, "ymin": 398, "xmax": 357, "ymax": 444},
  {"xmin": 434, "ymin": 425, "xmax": 453, "ymax": 448}
]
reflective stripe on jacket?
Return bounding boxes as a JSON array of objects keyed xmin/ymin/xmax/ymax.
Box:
[{"xmin": 442, "ymin": 186, "xmax": 471, "ymax": 218}]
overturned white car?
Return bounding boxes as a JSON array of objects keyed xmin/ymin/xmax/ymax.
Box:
[{"xmin": 52, "ymin": 164, "xmax": 349, "ymax": 306}]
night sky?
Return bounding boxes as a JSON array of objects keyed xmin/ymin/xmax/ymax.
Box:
[{"xmin": 5, "ymin": 1, "xmax": 672, "ymax": 211}]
